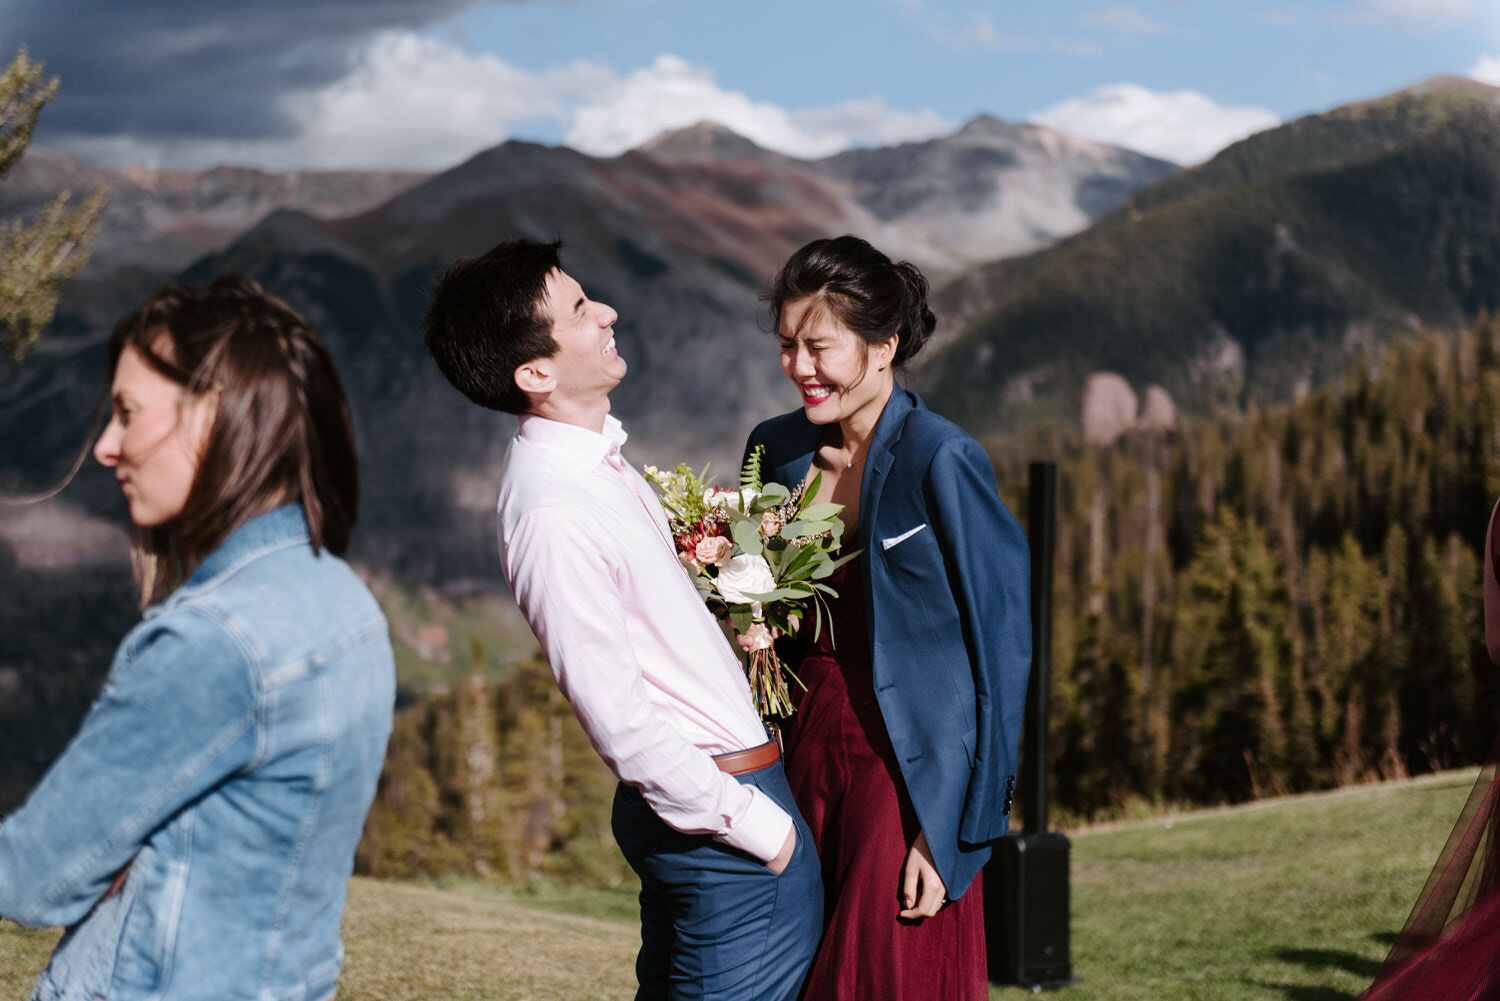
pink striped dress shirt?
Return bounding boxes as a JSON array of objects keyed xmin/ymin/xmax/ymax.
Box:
[{"xmin": 496, "ymin": 413, "xmax": 793, "ymax": 863}]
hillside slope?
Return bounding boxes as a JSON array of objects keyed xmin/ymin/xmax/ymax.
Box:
[{"xmin": 922, "ymin": 78, "xmax": 1500, "ymax": 433}]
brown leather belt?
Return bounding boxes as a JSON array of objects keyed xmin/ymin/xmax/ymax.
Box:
[{"xmin": 714, "ymin": 739, "xmax": 780, "ymax": 775}]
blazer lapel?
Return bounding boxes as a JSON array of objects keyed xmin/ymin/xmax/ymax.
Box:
[{"xmin": 857, "ymin": 386, "xmax": 917, "ymax": 552}]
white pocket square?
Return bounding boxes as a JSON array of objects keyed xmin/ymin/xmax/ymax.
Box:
[{"xmin": 881, "ymin": 524, "xmax": 928, "ymax": 550}]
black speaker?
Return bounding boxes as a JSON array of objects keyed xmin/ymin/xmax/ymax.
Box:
[{"xmin": 985, "ymin": 831, "xmax": 1075, "ymax": 989}]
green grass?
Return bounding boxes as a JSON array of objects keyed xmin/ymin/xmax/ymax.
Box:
[
  {"xmin": 1036, "ymin": 769, "xmax": 1473, "ymax": 1001},
  {"xmin": 0, "ymin": 770, "xmax": 1475, "ymax": 1000}
]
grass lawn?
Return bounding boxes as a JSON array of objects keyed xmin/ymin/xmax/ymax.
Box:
[{"xmin": 0, "ymin": 769, "xmax": 1474, "ymax": 1000}]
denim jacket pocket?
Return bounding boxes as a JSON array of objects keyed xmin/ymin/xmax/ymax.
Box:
[
  {"xmin": 31, "ymin": 871, "xmax": 140, "ymax": 1001},
  {"xmin": 111, "ymin": 839, "xmax": 189, "ymax": 994}
]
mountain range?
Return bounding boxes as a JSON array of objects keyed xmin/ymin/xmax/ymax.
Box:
[
  {"xmin": 0, "ymin": 112, "xmax": 1175, "ymax": 581},
  {"xmin": 6, "ymin": 73, "xmax": 1500, "ymax": 594}
]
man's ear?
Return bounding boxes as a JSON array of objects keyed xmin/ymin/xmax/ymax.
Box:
[{"xmin": 514, "ymin": 357, "xmax": 555, "ymax": 396}]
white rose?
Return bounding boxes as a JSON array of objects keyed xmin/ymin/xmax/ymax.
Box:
[
  {"xmin": 715, "ymin": 553, "xmax": 776, "ymax": 605},
  {"xmin": 706, "ymin": 487, "xmax": 759, "ymax": 512}
]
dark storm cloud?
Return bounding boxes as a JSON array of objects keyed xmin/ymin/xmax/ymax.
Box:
[{"xmin": 1, "ymin": 0, "xmax": 492, "ymax": 142}]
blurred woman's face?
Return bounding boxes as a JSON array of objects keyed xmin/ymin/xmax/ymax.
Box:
[
  {"xmin": 778, "ymin": 297, "xmax": 897, "ymax": 428},
  {"xmin": 94, "ymin": 344, "xmax": 216, "ymax": 527}
]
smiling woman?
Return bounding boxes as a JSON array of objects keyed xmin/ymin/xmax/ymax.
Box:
[{"xmin": 746, "ymin": 235, "xmax": 1032, "ymax": 1001}]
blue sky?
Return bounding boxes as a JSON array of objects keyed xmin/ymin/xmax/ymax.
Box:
[
  {"xmin": 450, "ymin": 0, "xmax": 1496, "ymax": 127},
  {"xmin": 13, "ymin": 0, "xmax": 1500, "ymax": 171}
]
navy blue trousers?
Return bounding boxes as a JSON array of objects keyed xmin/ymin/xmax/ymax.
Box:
[{"xmin": 612, "ymin": 759, "xmax": 823, "ymax": 1001}]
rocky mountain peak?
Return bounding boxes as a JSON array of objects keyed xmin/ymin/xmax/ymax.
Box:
[
  {"xmin": 951, "ymin": 113, "xmax": 1026, "ymax": 141},
  {"xmin": 636, "ymin": 121, "xmax": 783, "ymax": 164},
  {"xmin": 1394, "ymin": 74, "xmax": 1500, "ymax": 102},
  {"xmin": 1332, "ymin": 74, "xmax": 1500, "ymax": 119}
]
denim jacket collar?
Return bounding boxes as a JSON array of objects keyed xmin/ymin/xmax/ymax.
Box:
[{"xmin": 148, "ymin": 506, "xmax": 311, "ymax": 617}]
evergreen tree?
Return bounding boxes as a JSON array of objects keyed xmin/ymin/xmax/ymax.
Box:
[
  {"xmin": 0, "ymin": 47, "xmax": 105, "ymax": 362},
  {"xmin": 1170, "ymin": 511, "xmax": 1290, "ymax": 802}
]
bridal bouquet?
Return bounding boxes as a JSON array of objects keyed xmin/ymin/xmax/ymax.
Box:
[{"xmin": 643, "ymin": 445, "xmax": 857, "ymax": 721}]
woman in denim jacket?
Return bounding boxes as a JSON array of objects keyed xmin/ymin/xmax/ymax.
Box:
[{"xmin": 0, "ymin": 277, "xmax": 396, "ymax": 1001}]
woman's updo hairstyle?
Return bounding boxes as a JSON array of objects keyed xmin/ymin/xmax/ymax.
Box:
[
  {"xmin": 764, "ymin": 235, "xmax": 936, "ymax": 367},
  {"xmin": 108, "ymin": 275, "xmax": 359, "ymax": 604}
]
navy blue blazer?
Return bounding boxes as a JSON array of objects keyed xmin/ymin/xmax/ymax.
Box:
[{"xmin": 745, "ymin": 387, "xmax": 1031, "ymax": 899}]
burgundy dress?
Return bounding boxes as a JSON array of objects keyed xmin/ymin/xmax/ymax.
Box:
[{"xmin": 782, "ymin": 554, "xmax": 987, "ymax": 1001}]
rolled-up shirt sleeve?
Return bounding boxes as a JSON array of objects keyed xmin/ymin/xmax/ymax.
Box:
[{"xmin": 504, "ymin": 506, "xmax": 792, "ymax": 863}]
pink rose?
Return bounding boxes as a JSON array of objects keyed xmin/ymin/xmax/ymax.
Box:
[
  {"xmin": 761, "ymin": 512, "xmax": 782, "ymax": 537},
  {"xmin": 695, "ymin": 535, "xmax": 734, "ymax": 567},
  {"xmin": 738, "ymin": 623, "xmax": 773, "ymax": 652}
]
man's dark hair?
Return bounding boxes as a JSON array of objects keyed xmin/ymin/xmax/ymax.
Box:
[{"xmin": 423, "ymin": 239, "xmax": 564, "ymax": 414}]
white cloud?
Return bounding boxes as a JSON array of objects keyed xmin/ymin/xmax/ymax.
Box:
[
  {"xmin": 895, "ymin": 1, "xmax": 1040, "ymax": 53},
  {"xmin": 927, "ymin": 14, "xmax": 1039, "ymax": 52},
  {"xmin": 1471, "ymin": 54, "xmax": 1500, "ymax": 85},
  {"xmin": 565, "ymin": 56, "xmax": 819, "ymax": 157},
  {"xmin": 51, "ymin": 37, "xmax": 954, "ymax": 170},
  {"xmin": 968, "ymin": 15, "xmax": 1039, "ymax": 51},
  {"xmin": 1030, "ymin": 83, "xmax": 1280, "ymax": 165},
  {"xmin": 790, "ymin": 99, "xmax": 955, "ymax": 151},
  {"xmin": 563, "ymin": 55, "xmax": 953, "ymax": 159},
  {"xmin": 1086, "ymin": 6, "xmax": 1171, "ymax": 34},
  {"xmin": 1352, "ymin": 0, "xmax": 1480, "ymax": 31},
  {"xmin": 1054, "ymin": 39, "xmax": 1105, "ymax": 58},
  {"xmin": 291, "ymin": 32, "xmax": 612, "ymax": 168}
]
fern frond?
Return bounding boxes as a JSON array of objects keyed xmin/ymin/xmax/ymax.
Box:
[{"xmin": 740, "ymin": 444, "xmax": 766, "ymax": 492}]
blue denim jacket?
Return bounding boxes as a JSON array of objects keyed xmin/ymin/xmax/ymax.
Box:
[{"xmin": 0, "ymin": 506, "xmax": 396, "ymax": 1001}]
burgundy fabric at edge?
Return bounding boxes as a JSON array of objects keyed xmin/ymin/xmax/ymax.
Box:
[
  {"xmin": 1361, "ymin": 498, "xmax": 1500, "ymax": 1001},
  {"xmin": 780, "ymin": 554, "xmax": 987, "ymax": 1001}
]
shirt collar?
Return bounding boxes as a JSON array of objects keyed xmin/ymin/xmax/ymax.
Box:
[{"xmin": 516, "ymin": 412, "xmax": 629, "ymax": 471}]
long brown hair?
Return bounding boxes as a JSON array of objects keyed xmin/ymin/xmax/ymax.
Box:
[{"xmin": 108, "ymin": 275, "xmax": 359, "ymax": 605}]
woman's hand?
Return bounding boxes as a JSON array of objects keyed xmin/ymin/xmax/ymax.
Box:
[
  {"xmin": 899, "ymin": 830, "xmax": 947, "ymax": 919},
  {"xmin": 735, "ymin": 622, "xmax": 789, "ymax": 653},
  {"xmin": 102, "ymin": 861, "xmax": 132, "ymax": 901}
]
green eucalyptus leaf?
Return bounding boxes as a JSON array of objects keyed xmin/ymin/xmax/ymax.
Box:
[
  {"xmin": 779, "ymin": 544, "xmax": 808, "ymax": 574},
  {"xmin": 730, "ymin": 520, "xmax": 763, "ymax": 555},
  {"xmin": 759, "ymin": 482, "xmax": 790, "ymax": 503},
  {"xmin": 741, "ymin": 586, "xmax": 798, "ymax": 603},
  {"xmin": 799, "ymin": 503, "xmax": 843, "ymax": 522},
  {"xmin": 800, "ymin": 470, "xmax": 823, "ymax": 506}
]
